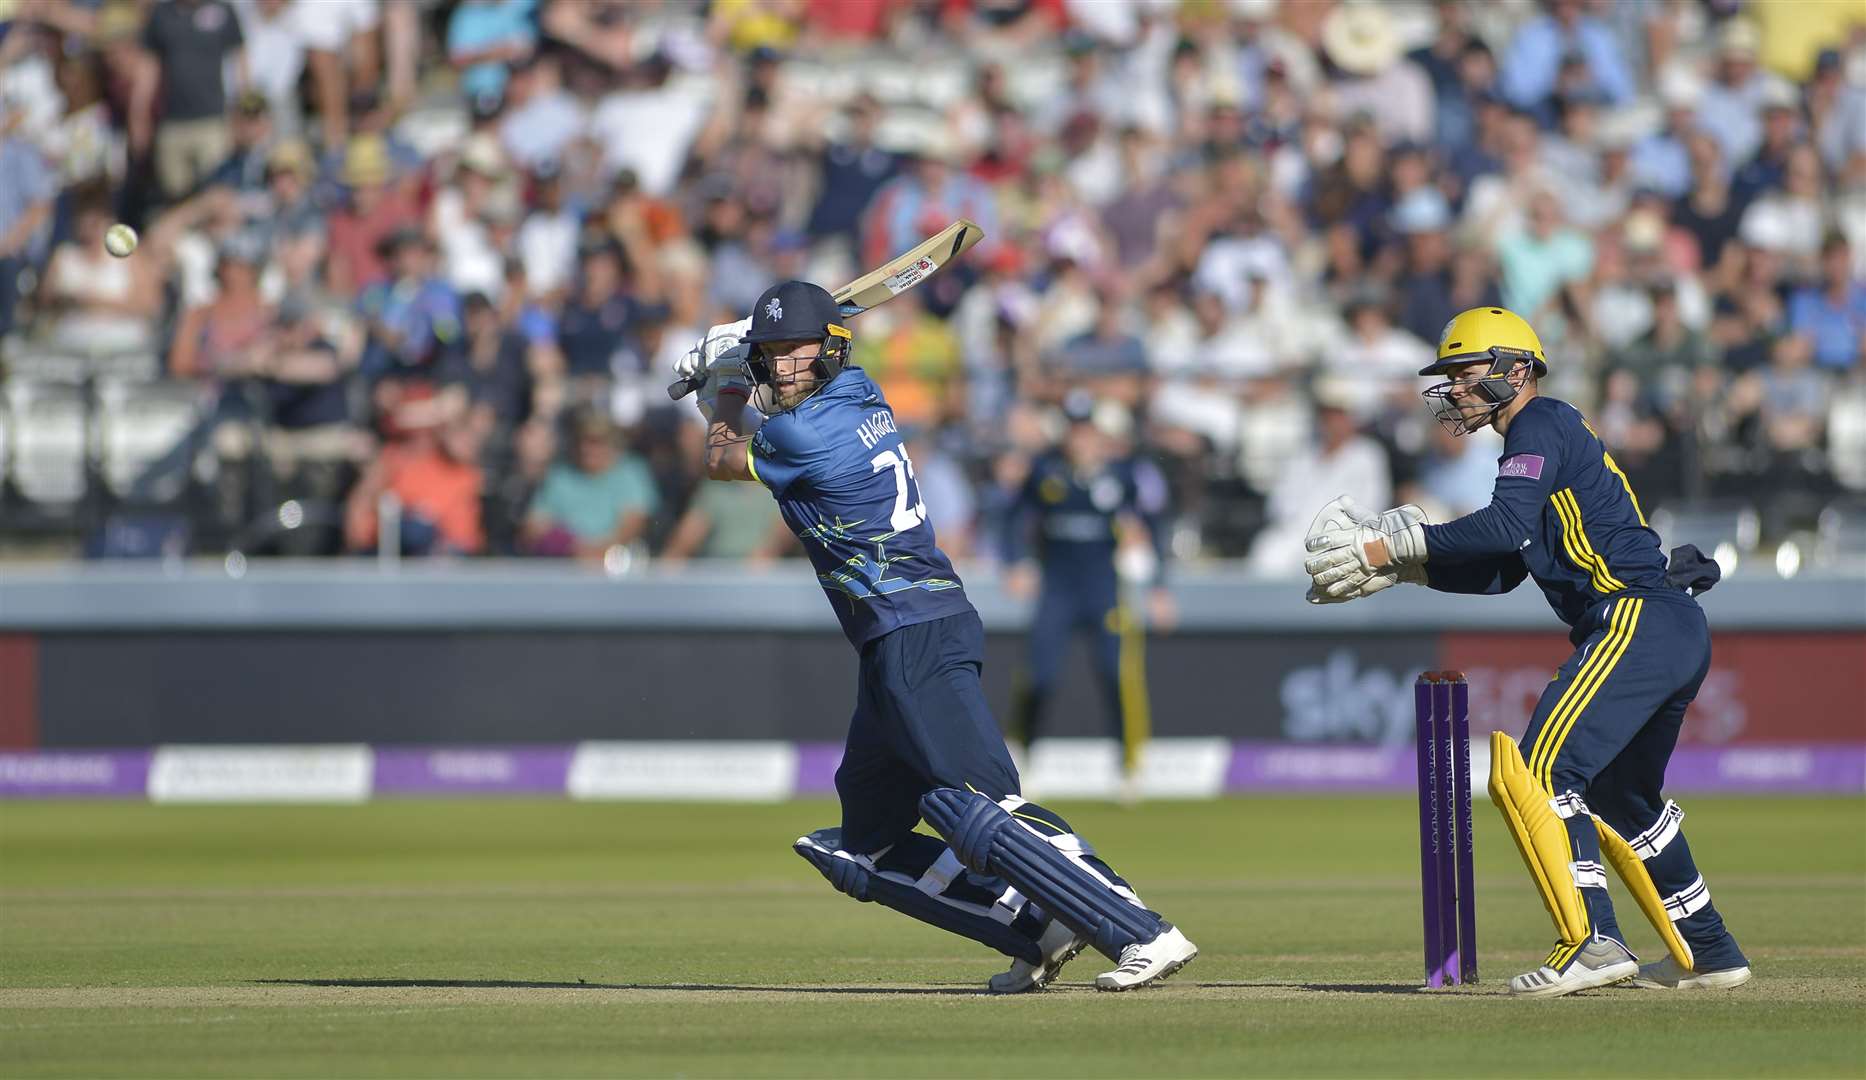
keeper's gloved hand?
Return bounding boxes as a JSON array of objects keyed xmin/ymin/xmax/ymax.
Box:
[{"xmin": 1302, "ymin": 497, "xmax": 1429, "ymax": 604}]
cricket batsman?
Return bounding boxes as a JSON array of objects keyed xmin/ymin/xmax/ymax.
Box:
[
  {"xmin": 673, "ymin": 280, "xmax": 1198, "ymax": 992},
  {"xmin": 1301, "ymin": 306, "xmax": 1751, "ymax": 998}
]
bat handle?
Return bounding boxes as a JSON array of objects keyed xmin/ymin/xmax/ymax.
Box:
[{"xmin": 668, "ymin": 375, "xmax": 705, "ymax": 401}]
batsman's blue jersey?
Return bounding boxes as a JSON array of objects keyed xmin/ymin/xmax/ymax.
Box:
[
  {"xmin": 1420, "ymin": 395, "xmax": 1673, "ymax": 629},
  {"xmin": 748, "ymin": 367, "xmax": 973, "ymax": 647}
]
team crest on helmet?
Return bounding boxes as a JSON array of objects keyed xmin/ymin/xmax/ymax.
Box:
[{"xmin": 764, "ymin": 297, "xmax": 784, "ymax": 322}]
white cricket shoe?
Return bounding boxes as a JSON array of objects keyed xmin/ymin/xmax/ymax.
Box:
[
  {"xmin": 1094, "ymin": 925, "xmax": 1198, "ymax": 991},
  {"xmin": 988, "ymin": 919, "xmax": 1088, "ymax": 994},
  {"xmin": 1509, "ymin": 936, "xmax": 1639, "ymax": 998},
  {"xmin": 1626, "ymin": 955, "xmax": 1753, "ymax": 990}
]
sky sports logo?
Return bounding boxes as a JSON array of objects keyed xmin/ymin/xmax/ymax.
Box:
[{"xmin": 1498, "ymin": 454, "xmax": 1545, "ymax": 480}]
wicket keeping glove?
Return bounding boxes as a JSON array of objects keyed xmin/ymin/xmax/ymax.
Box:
[{"xmin": 1303, "ymin": 499, "xmax": 1429, "ymax": 603}]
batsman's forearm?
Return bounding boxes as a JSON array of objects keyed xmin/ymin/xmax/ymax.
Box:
[{"xmin": 703, "ymin": 392, "xmax": 759, "ymax": 481}]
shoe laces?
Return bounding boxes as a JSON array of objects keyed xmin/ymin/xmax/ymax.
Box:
[{"xmin": 1115, "ymin": 944, "xmax": 1148, "ymax": 975}]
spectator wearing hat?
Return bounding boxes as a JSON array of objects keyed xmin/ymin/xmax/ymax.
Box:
[
  {"xmin": 194, "ymin": 89, "xmax": 276, "ymax": 197},
  {"xmin": 1391, "ymin": 187, "xmax": 1460, "ymax": 344},
  {"xmin": 1696, "ymin": 19, "xmax": 1778, "ymax": 169},
  {"xmin": 439, "ymin": 290, "xmax": 561, "ymax": 448},
  {"xmin": 516, "ymin": 160, "xmax": 580, "ymax": 298},
  {"xmin": 253, "ymin": 292, "xmax": 365, "ymax": 497},
  {"xmin": 254, "ymin": 139, "xmax": 324, "ymax": 290},
  {"xmin": 1809, "ymin": 48, "xmax": 1866, "ymax": 176},
  {"xmin": 433, "ymin": 133, "xmax": 517, "ymax": 299},
  {"xmin": 133, "ymin": 0, "xmax": 248, "ymax": 200},
  {"xmin": 324, "ymin": 133, "xmax": 417, "ymax": 294},
  {"xmin": 1733, "ymin": 82, "xmax": 1806, "ymax": 204},
  {"xmin": 1788, "ymin": 233, "xmax": 1866, "ymax": 371},
  {"xmin": 557, "ymin": 236, "xmax": 652, "ymax": 392},
  {"xmin": 1321, "ymin": 2, "xmax": 1435, "ymax": 146},
  {"xmin": 356, "ymin": 227, "xmax": 461, "ymax": 382},
  {"xmin": 1497, "ymin": 0, "xmax": 1633, "ymax": 115},
  {"xmin": 521, "ymin": 409, "xmax": 659, "ymax": 561}
]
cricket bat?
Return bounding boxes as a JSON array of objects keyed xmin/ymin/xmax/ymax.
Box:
[{"xmin": 667, "ymin": 219, "xmax": 985, "ymax": 400}]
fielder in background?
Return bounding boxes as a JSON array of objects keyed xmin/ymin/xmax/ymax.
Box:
[
  {"xmin": 1302, "ymin": 306, "xmax": 1751, "ymax": 999},
  {"xmin": 674, "ymin": 280, "xmax": 1197, "ymax": 992},
  {"xmin": 1001, "ymin": 391, "xmax": 1173, "ymax": 798}
]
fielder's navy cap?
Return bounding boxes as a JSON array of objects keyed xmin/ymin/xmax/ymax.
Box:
[{"xmin": 742, "ymin": 280, "xmax": 845, "ymax": 344}]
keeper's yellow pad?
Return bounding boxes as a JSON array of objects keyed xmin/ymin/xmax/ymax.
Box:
[
  {"xmin": 1595, "ymin": 818, "xmax": 1695, "ymax": 971},
  {"xmin": 1488, "ymin": 732, "xmax": 1590, "ymax": 946}
]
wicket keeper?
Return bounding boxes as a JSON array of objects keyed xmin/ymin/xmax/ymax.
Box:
[
  {"xmin": 674, "ymin": 281, "xmax": 1197, "ymax": 992},
  {"xmin": 1303, "ymin": 306, "xmax": 1751, "ymax": 998}
]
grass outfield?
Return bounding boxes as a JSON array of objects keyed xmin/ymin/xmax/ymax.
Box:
[{"xmin": 2, "ymin": 796, "xmax": 1862, "ymax": 1078}]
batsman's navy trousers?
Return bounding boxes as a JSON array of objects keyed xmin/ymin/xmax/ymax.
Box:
[
  {"xmin": 1519, "ymin": 588, "xmax": 1709, "ymax": 827},
  {"xmin": 837, "ymin": 610, "xmax": 1021, "ymax": 855}
]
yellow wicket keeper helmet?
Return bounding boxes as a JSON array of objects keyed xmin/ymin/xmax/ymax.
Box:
[
  {"xmin": 1419, "ymin": 307, "xmax": 1547, "ymax": 435},
  {"xmin": 1419, "ymin": 306, "xmax": 1549, "ymax": 377}
]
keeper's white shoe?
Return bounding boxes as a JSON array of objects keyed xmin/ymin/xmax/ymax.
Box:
[
  {"xmin": 988, "ymin": 919, "xmax": 1087, "ymax": 994},
  {"xmin": 1626, "ymin": 955, "xmax": 1753, "ymax": 990},
  {"xmin": 1094, "ymin": 926, "xmax": 1197, "ymax": 991},
  {"xmin": 1509, "ymin": 937, "xmax": 1639, "ymax": 999}
]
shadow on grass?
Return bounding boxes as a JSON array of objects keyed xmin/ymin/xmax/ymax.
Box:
[{"xmin": 254, "ymin": 978, "xmax": 986, "ymax": 996}]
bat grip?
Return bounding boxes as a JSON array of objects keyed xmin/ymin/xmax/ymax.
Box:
[{"xmin": 667, "ymin": 375, "xmax": 705, "ymax": 400}]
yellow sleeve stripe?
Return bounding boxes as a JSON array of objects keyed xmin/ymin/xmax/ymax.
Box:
[
  {"xmin": 1530, "ymin": 598, "xmax": 1644, "ymax": 792},
  {"xmin": 1600, "ymin": 451, "xmax": 1647, "ymax": 526},
  {"xmin": 746, "ymin": 442, "xmax": 763, "ymax": 485},
  {"xmin": 1563, "ymin": 490, "xmax": 1627, "ymax": 590},
  {"xmin": 1552, "ymin": 489, "xmax": 1625, "ymax": 593}
]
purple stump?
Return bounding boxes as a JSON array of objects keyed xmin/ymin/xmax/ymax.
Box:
[
  {"xmin": 1451, "ymin": 676, "xmax": 1478, "ymax": 983},
  {"xmin": 1414, "ymin": 674, "xmax": 1445, "ymax": 987}
]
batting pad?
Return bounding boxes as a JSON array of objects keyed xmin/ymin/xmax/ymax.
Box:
[
  {"xmin": 918, "ymin": 788, "xmax": 1165, "ymax": 961},
  {"xmin": 1595, "ymin": 816, "xmax": 1695, "ymax": 972},
  {"xmin": 794, "ymin": 828, "xmax": 1042, "ymax": 964},
  {"xmin": 1488, "ymin": 732, "xmax": 1591, "ymax": 948}
]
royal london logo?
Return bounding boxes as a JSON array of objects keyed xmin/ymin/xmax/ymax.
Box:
[{"xmin": 764, "ymin": 297, "xmax": 784, "ymax": 322}]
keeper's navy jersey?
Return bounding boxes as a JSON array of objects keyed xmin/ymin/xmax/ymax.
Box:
[
  {"xmin": 1420, "ymin": 395, "xmax": 1673, "ymax": 628},
  {"xmin": 748, "ymin": 367, "xmax": 973, "ymax": 647}
]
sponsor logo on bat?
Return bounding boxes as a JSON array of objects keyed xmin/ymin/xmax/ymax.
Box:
[{"xmin": 883, "ymin": 257, "xmax": 939, "ymax": 295}]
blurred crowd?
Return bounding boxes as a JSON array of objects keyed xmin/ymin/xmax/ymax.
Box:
[{"xmin": 0, "ymin": 0, "xmax": 1862, "ymax": 568}]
